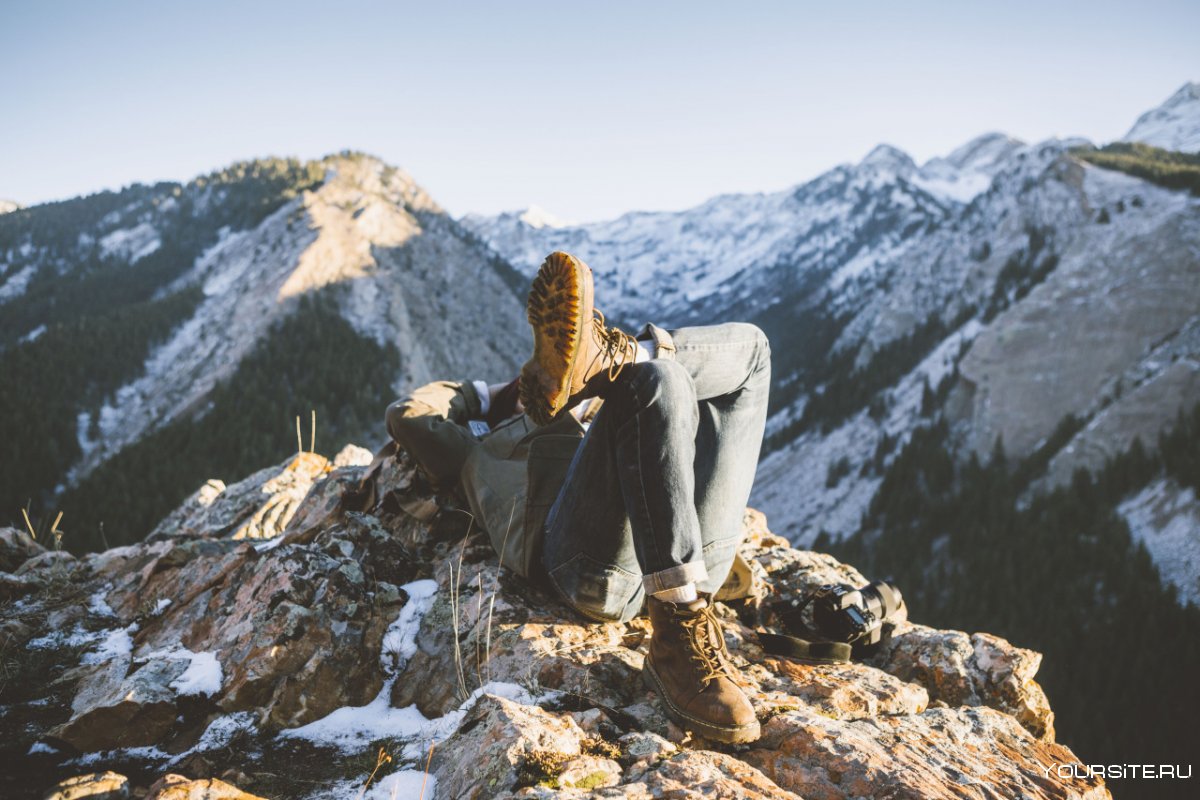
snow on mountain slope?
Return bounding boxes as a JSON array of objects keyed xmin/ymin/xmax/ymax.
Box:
[
  {"xmin": 1119, "ymin": 478, "xmax": 1200, "ymax": 606},
  {"xmin": 1122, "ymin": 81, "xmax": 1200, "ymax": 153},
  {"xmin": 464, "ymin": 133, "xmax": 1019, "ymax": 329},
  {"xmin": 956, "ymin": 161, "xmax": 1200, "ymax": 459},
  {"xmin": 99, "ymin": 221, "xmax": 161, "ymax": 262},
  {"xmin": 0, "ymin": 263, "xmax": 36, "ymax": 302},
  {"xmin": 755, "ymin": 320, "xmax": 983, "ymax": 545},
  {"xmin": 69, "ymin": 155, "xmax": 529, "ymax": 485}
]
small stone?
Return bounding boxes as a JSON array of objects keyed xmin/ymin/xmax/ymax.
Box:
[
  {"xmin": 618, "ymin": 731, "xmax": 676, "ymax": 763},
  {"xmin": 144, "ymin": 774, "xmax": 265, "ymax": 800},
  {"xmin": 555, "ymin": 754, "xmax": 622, "ymax": 790},
  {"xmin": 333, "ymin": 444, "xmax": 374, "ymax": 467},
  {"xmin": 42, "ymin": 771, "xmax": 129, "ymax": 800}
]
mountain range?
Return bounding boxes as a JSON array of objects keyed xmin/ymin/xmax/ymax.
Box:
[{"xmin": 2, "ymin": 82, "xmax": 1199, "ymax": 787}]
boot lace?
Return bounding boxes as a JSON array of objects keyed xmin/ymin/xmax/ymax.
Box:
[
  {"xmin": 678, "ymin": 605, "xmax": 731, "ymax": 686},
  {"xmin": 590, "ymin": 310, "xmax": 637, "ymax": 381}
]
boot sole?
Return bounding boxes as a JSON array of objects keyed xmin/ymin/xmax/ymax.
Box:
[
  {"xmin": 520, "ymin": 252, "xmax": 593, "ymax": 425},
  {"xmin": 642, "ymin": 656, "xmax": 762, "ymax": 745}
]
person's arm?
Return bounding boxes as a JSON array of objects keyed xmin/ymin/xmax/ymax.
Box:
[{"xmin": 385, "ymin": 380, "xmax": 487, "ymax": 489}]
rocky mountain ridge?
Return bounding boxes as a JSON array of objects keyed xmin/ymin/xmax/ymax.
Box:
[
  {"xmin": 1122, "ymin": 81, "xmax": 1200, "ymax": 153},
  {"xmin": 2, "ymin": 446, "xmax": 1110, "ymax": 799}
]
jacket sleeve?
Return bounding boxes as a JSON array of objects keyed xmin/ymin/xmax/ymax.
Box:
[{"xmin": 385, "ymin": 380, "xmax": 485, "ymax": 490}]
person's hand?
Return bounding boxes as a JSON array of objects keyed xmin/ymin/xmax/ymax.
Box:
[{"xmin": 486, "ymin": 378, "xmax": 523, "ymax": 427}]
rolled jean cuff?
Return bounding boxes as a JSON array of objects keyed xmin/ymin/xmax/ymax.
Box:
[
  {"xmin": 636, "ymin": 323, "xmax": 677, "ymax": 361},
  {"xmin": 642, "ymin": 561, "xmax": 709, "ymax": 595}
]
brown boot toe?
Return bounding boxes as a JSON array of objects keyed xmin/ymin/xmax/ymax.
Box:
[{"xmin": 644, "ymin": 596, "xmax": 761, "ymax": 744}]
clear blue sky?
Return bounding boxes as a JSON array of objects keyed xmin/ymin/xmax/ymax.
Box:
[{"xmin": 2, "ymin": 1, "xmax": 1197, "ymax": 222}]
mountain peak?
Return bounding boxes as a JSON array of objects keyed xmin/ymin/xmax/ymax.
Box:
[
  {"xmin": 942, "ymin": 132, "xmax": 1024, "ymax": 171},
  {"xmin": 518, "ymin": 204, "xmax": 572, "ymax": 229},
  {"xmin": 0, "ymin": 199, "xmax": 22, "ymax": 215},
  {"xmin": 1163, "ymin": 81, "xmax": 1200, "ymax": 107},
  {"xmin": 1122, "ymin": 80, "xmax": 1200, "ymax": 153},
  {"xmin": 860, "ymin": 143, "xmax": 916, "ymax": 172}
]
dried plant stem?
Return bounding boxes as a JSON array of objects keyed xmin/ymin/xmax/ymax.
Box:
[
  {"xmin": 419, "ymin": 740, "xmax": 437, "ymax": 800},
  {"xmin": 357, "ymin": 746, "xmax": 391, "ymax": 800},
  {"xmin": 21, "ymin": 507, "xmax": 37, "ymax": 540}
]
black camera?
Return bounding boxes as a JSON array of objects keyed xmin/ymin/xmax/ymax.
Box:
[{"xmin": 808, "ymin": 581, "xmax": 905, "ymax": 648}]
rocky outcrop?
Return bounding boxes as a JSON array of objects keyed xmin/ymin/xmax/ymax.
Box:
[
  {"xmin": 1, "ymin": 450, "xmax": 1108, "ymax": 799},
  {"xmin": 42, "ymin": 771, "xmax": 129, "ymax": 800},
  {"xmin": 0, "ymin": 526, "xmax": 46, "ymax": 572}
]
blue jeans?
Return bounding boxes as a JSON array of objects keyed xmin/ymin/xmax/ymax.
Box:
[{"xmin": 542, "ymin": 322, "xmax": 771, "ymax": 622}]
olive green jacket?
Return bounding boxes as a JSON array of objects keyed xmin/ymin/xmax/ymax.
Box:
[{"xmin": 387, "ymin": 380, "xmax": 584, "ymax": 580}]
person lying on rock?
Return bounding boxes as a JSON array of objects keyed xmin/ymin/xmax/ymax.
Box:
[{"xmin": 385, "ymin": 251, "xmax": 771, "ymax": 744}]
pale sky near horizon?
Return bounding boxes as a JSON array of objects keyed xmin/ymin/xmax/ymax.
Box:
[{"xmin": 2, "ymin": 1, "xmax": 1197, "ymax": 223}]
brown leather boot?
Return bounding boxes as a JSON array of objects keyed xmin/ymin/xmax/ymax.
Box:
[
  {"xmin": 519, "ymin": 251, "xmax": 637, "ymax": 426},
  {"xmin": 643, "ymin": 595, "xmax": 761, "ymax": 744}
]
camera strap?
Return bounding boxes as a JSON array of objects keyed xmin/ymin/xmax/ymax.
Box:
[{"xmin": 755, "ymin": 631, "xmax": 852, "ymax": 664}]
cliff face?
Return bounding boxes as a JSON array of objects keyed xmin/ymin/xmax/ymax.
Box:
[{"xmin": 3, "ymin": 449, "xmax": 1109, "ymax": 799}]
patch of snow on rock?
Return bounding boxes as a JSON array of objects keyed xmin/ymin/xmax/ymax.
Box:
[
  {"xmin": 382, "ymin": 578, "xmax": 438, "ymax": 674},
  {"xmin": 88, "ymin": 587, "xmax": 116, "ymax": 618},
  {"xmin": 162, "ymin": 649, "xmax": 224, "ymax": 696},
  {"xmin": 81, "ymin": 624, "xmax": 138, "ymax": 665},
  {"xmin": 100, "ymin": 222, "xmax": 161, "ymax": 263},
  {"xmin": 1118, "ymin": 478, "xmax": 1200, "ymax": 607}
]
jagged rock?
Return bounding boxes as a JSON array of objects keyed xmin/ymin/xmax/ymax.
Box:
[
  {"xmin": 108, "ymin": 515, "xmax": 407, "ymax": 732},
  {"xmin": 52, "ymin": 658, "xmax": 187, "ymax": 751},
  {"xmin": 147, "ymin": 453, "xmax": 331, "ymax": 542},
  {"xmin": 274, "ymin": 465, "xmax": 370, "ymax": 545},
  {"xmin": 503, "ymin": 750, "xmax": 800, "ymax": 799},
  {"xmin": 36, "ymin": 465, "xmax": 421, "ymax": 755},
  {"xmin": 42, "ymin": 771, "xmax": 129, "ymax": 800},
  {"xmin": 146, "ymin": 481, "xmax": 226, "ymax": 540},
  {"xmin": 1, "ymin": 526, "xmax": 46, "ymax": 572},
  {"xmin": 391, "ymin": 553, "xmax": 646, "ymax": 717},
  {"xmin": 144, "ymin": 775, "xmax": 265, "ymax": 800},
  {"xmin": 872, "ymin": 627, "xmax": 1055, "ymax": 739},
  {"xmin": 743, "ymin": 512, "xmax": 1054, "ymax": 739},
  {"xmin": 0, "ymin": 571, "xmax": 39, "ymax": 600},
  {"xmin": 630, "ymin": 750, "xmax": 803, "ymax": 799},
  {"xmin": 15, "ymin": 549, "xmax": 77, "ymax": 577},
  {"xmin": 430, "ymin": 694, "xmax": 595, "ymax": 798},
  {"xmin": 743, "ymin": 705, "xmax": 1105, "ymax": 800}
]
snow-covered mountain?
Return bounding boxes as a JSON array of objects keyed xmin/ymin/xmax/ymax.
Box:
[
  {"xmin": 1123, "ymin": 81, "xmax": 1200, "ymax": 153},
  {"xmin": 463, "ymin": 133, "xmax": 1021, "ymax": 328}
]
